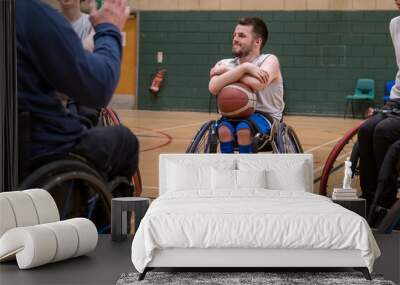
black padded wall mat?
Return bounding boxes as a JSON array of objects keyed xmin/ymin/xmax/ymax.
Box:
[{"xmin": 0, "ymin": 0, "xmax": 17, "ymax": 192}]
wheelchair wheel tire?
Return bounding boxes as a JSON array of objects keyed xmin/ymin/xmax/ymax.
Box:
[
  {"xmin": 26, "ymin": 171, "xmax": 111, "ymax": 232},
  {"xmin": 318, "ymin": 122, "xmax": 363, "ymax": 196},
  {"xmin": 99, "ymin": 107, "xmax": 121, "ymax": 127},
  {"xmin": 43, "ymin": 171, "xmax": 112, "ymax": 233},
  {"xmin": 277, "ymin": 123, "xmax": 303, "ymax": 154},
  {"xmin": 18, "ymin": 159, "xmax": 105, "ymax": 189},
  {"xmin": 132, "ymin": 169, "xmax": 143, "ymax": 197},
  {"xmin": 186, "ymin": 120, "xmax": 218, "ymax": 153},
  {"xmin": 18, "ymin": 159, "xmax": 112, "ymax": 232}
]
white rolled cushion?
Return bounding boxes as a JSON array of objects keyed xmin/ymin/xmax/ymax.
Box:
[
  {"xmin": 236, "ymin": 169, "xmax": 267, "ymax": 189},
  {"xmin": 0, "ymin": 196, "xmax": 17, "ymax": 238},
  {"xmin": 23, "ymin": 189, "xmax": 60, "ymax": 223},
  {"xmin": 211, "ymin": 168, "xmax": 237, "ymax": 190},
  {"xmin": 266, "ymin": 162, "xmax": 307, "ymax": 191},
  {"xmin": 42, "ymin": 221, "xmax": 79, "ymax": 262},
  {"xmin": 1, "ymin": 191, "xmax": 39, "ymax": 227},
  {"xmin": 0, "ymin": 218, "xmax": 97, "ymax": 269},
  {"xmin": 0, "ymin": 226, "xmax": 57, "ymax": 269},
  {"xmin": 65, "ymin": 218, "xmax": 98, "ymax": 257}
]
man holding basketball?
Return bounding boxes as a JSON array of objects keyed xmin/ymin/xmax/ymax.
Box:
[{"xmin": 209, "ymin": 17, "xmax": 284, "ymax": 153}]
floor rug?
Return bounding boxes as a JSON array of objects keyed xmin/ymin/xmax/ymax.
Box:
[{"xmin": 117, "ymin": 271, "xmax": 395, "ymax": 285}]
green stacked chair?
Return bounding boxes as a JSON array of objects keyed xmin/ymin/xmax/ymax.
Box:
[{"xmin": 345, "ymin": 78, "xmax": 375, "ymax": 118}]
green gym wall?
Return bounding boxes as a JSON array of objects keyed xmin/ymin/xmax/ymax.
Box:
[{"xmin": 138, "ymin": 11, "xmax": 398, "ymax": 116}]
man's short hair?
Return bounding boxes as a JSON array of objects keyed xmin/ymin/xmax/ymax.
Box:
[{"xmin": 238, "ymin": 17, "xmax": 268, "ymax": 49}]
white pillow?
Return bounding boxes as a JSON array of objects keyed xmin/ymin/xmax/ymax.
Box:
[
  {"xmin": 266, "ymin": 162, "xmax": 307, "ymax": 191},
  {"xmin": 167, "ymin": 159, "xmax": 236, "ymax": 192},
  {"xmin": 236, "ymin": 169, "xmax": 267, "ymax": 189},
  {"xmin": 211, "ymin": 168, "xmax": 237, "ymax": 190},
  {"xmin": 237, "ymin": 158, "xmax": 272, "ymax": 171},
  {"xmin": 167, "ymin": 162, "xmax": 211, "ymax": 191},
  {"xmin": 238, "ymin": 158, "xmax": 309, "ymax": 192}
]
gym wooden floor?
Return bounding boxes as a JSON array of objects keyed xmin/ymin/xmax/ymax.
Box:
[{"xmin": 116, "ymin": 109, "xmax": 363, "ymax": 198}]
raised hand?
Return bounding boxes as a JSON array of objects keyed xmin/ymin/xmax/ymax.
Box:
[{"xmin": 88, "ymin": 0, "xmax": 130, "ymax": 32}]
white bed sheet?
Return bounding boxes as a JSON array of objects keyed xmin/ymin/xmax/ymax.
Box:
[{"xmin": 131, "ymin": 190, "xmax": 380, "ymax": 273}]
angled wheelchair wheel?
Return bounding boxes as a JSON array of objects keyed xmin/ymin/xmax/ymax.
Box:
[
  {"xmin": 18, "ymin": 158, "xmax": 105, "ymax": 189},
  {"xmin": 98, "ymin": 107, "xmax": 143, "ymax": 196},
  {"xmin": 318, "ymin": 122, "xmax": 363, "ymax": 197},
  {"xmin": 186, "ymin": 120, "xmax": 219, "ymax": 153},
  {"xmin": 18, "ymin": 158, "xmax": 112, "ymax": 232},
  {"xmin": 286, "ymin": 125, "xmax": 304, "ymax": 153},
  {"xmin": 99, "ymin": 107, "xmax": 121, "ymax": 127},
  {"xmin": 276, "ymin": 123, "xmax": 303, "ymax": 154},
  {"xmin": 132, "ymin": 169, "xmax": 143, "ymax": 197}
]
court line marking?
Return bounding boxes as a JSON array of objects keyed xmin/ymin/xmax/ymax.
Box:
[
  {"xmin": 134, "ymin": 126, "xmax": 173, "ymax": 152},
  {"xmin": 304, "ymin": 137, "xmax": 341, "ymax": 153},
  {"xmin": 156, "ymin": 121, "xmax": 208, "ymax": 132},
  {"xmin": 314, "ymin": 165, "xmax": 325, "ymax": 174}
]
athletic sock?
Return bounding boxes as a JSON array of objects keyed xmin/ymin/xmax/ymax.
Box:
[
  {"xmin": 220, "ymin": 141, "xmax": 234, "ymax": 153},
  {"xmin": 238, "ymin": 144, "xmax": 252, "ymax": 154}
]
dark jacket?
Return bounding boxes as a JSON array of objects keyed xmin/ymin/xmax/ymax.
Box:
[{"xmin": 17, "ymin": 0, "xmax": 122, "ymax": 158}]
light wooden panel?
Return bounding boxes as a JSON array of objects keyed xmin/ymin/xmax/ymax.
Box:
[
  {"xmin": 44, "ymin": 0, "xmax": 398, "ymax": 11},
  {"xmin": 284, "ymin": 0, "xmax": 307, "ymax": 10},
  {"xmin": 328, "ymin": 0, "xmax": 353, "ymax": 10},
  {"xmin": 306, "ymin": 0, "xmax": 329, "ymax": 10},
  {"xmin": 115, "ymin": 17, "xmax": 137, "ymax": 96},
  {"xmin": 220, "ymin": 0, "xmax": 241, "ymax": 10},
  {"xmin": 129, "ymin": 0, "xmax": 397, "ymax": 10}
]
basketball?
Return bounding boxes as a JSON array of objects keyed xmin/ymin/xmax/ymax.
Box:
[{"xmin": 217, "ymin": 83, "xmax": 256, "ymax": 118}]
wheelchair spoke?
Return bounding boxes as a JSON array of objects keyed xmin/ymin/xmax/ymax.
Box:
[
  {"xmin": 276, "ymin": 123, "xmax": 303, "ymax": 154},
  {"xmin": 87, "ymin": 194, "xmax": 98, "ymax": 220},
  {"xmin": 98, "ymin": 224, "xmax": 111, "ymax": 234},
  {"xmin": 37, "ymin": 171, "xmax": 111, "ymax": 232},
  {"xmin": 187, "ymin": 120, "xmax": 218, "ymax": 153},
  {"xmin": 62, "ymin": 188, "xmax": 74, "ymax": 220}
]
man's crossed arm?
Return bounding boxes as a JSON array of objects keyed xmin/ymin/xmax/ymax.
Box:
[{"xmin": 208, "ymin": 55, "xmax": 280, "ymax": 95}]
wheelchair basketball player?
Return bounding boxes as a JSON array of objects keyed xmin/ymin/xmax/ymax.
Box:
[{"xmin": 208, "ymin": 17, "xmax": 284, "ymax": 153}]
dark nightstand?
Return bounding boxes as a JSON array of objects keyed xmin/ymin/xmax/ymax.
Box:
[
  {"xmin": 332, "ymin": 198, "xmax": 366, "ymax": 219},
  {"xmin": 111, "ymin": 197, "xmax": 150, "ymax": 242}
]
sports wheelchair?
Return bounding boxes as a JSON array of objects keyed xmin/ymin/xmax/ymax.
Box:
[
  {"xmin": 319, "ymin": 108, "xmax": 400, "ymax": 233},
  {"xmin": 186, "ymin": 112, "xmax": 303, "ymax": 154},
  {"xmin": 17, "ymin": 108, "xmax": 142, "ymax": 233}
]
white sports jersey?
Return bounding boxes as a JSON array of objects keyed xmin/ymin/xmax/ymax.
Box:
[
  {"xmin": 218, "ymin": 54, "xmax": 284, "ymax": 121},
  {"xmin": 71, "ymin": 13, "xmax": 93, "ymax": 40},
  {"xmin": 390, "ymin": 16, "xmax": 400, "ymax": 100}
]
